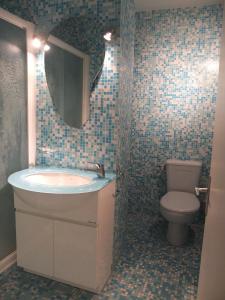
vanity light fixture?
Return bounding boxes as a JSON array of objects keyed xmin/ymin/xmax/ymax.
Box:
[
  {"xmin": 32, "ymin": 37, "xmax": 42, "ymax": 48},
  {"xmin": 44, "ymin": 44, "xmax": 50, "ymax": 51},
  {"xmin": 103, "ymin": 28, "xmax": 119, "ymax": 42},
  {"xmin": 103, "ymin": 32, "xmax": 112, "ymax": 41},
  {"xmin": 32, "ymin": 36, "xmax": 50, "ymax": 52}
]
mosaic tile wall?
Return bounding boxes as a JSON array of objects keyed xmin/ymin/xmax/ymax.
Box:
[
  {"xmin": 0, "ymin": 0, "xmax": 120, "ymax": 35},
  {"xmin": 114, "ymin": 0, "xmax": 135, "ymax": 260},
  {"xmin": 30, "ymin": 0, "xmax": 122, "ymax": 258},
  {"xmin": 28, "ymin": 0, "xmax": 120, "ymax": 171},
  {"xmin": 0, "ymin": 0, "xmax": 133, "ymax": 261},
  {"xmin": 36, "ymin": 44, "xmax": 119, "ymax": 171},
  {"xmin": 128, "ymin": 5, "xmax": 223, "ymax": 215},
  {"xmin": 0, "ymin": 2, "xmax": 121, "ymax": 168}
]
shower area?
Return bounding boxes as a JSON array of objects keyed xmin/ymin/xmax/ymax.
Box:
[{"xmin": 0, "ymin": 17, "xmax": 28, "ymax": 264}]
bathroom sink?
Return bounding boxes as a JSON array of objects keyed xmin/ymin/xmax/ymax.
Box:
[
  {"xmin": 11, "ymin": 169, "xmax": 116, "ymax": 293},
  {"xmin": 8, "ymin": 167, "xmax": 116, "ymax": 224},
  {"xmin": 24, "ymin": 172, "xmax": 92, "ymax": 187},
  {"xmin": 8, "ymin": 167, "xmax": 116, "ymax": 194}
]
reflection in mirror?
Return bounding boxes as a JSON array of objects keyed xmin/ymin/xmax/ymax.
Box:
[
  {"xmin": 44, "ymin": 16, "xmax": 106, "ymax": 129},
  {"xmin": 45, "ymin": 36, "xmax": 90, "ymax": 128}
]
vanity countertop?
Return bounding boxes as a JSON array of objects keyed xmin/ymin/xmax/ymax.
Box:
[{"xmin": 8, "ymin": 167, "xmax": 116, "ymax": 194}]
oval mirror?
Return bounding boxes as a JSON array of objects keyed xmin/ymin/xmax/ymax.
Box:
[{"xmin": 44, "ymin": 16, "xmax": 106, "ymax": 128}]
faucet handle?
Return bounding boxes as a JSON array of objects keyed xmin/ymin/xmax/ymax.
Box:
[
  {"xmin": 98, "ymin": 164, "xmax": 105, "ymax": 178},
  {"xmin": 87, "ymin": 161, "xmax": 105, "ymax": 178},
  {"xmin": 88, "ymin": 161, "xmax": 102, "ymax": 167},
  {"xmin": 88, "ymin": 161, "xmax": 104, "ymax": 167}
]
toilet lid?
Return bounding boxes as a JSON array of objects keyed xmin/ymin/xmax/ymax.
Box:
[{"xmin": 160, "ymin": 191, "xmax": 200, "ymax": 213}]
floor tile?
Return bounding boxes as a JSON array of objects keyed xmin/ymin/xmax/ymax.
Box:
[{"xmin": 0, "ymin": 214, "xmax": 203, "ymax": 300}]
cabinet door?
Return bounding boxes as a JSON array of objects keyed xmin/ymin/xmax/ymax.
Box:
[
  {"xmin": 16, "ymin": 212, "xmax": 54, "ymax": 276},
  {"xmin": 54, "ymin": 221, "xmax": 97, "ymax": 289}
]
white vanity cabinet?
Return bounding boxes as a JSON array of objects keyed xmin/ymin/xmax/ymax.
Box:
[
  {"xmin": 16, "ymin": 212, "xmax": 54, "ymax": 277},
  {"xmin": 54, "ymin": 221, "xmax": 97, "ymax": 288},
  {"xmin": 14, "ymin": 180, "xmax": 115, "ymax": 293}
]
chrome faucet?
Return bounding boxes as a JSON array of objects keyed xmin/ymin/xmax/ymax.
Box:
[{"xmin": 87, "ymin": 162, "xmax": 105, "ymax": 178}]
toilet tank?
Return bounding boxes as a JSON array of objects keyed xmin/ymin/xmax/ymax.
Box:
[{"xmin": 166, "ymin": 159, "xmax": 202, "ymax": 193}]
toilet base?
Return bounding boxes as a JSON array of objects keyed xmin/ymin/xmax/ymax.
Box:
[{"xmin": 167, "ymin": 222, "xmax": 189, "ymax": 246}]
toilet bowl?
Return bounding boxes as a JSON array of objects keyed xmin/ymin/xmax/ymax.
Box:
[
  {"xmin": 160, "ymin": 159, "xmax": 202, "ymax": 246},
  {"xmin": 160, "ymin": 191, "xmax": 200, "ymax": 246}
]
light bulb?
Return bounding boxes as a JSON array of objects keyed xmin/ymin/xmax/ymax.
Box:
[
  {"xmin": 44, "ymin": 44, "xmax": 50, "ymax": 51},
  {"xmin": 103, "ymin": 32, "xmax": 112, "ymax": 41},
  {"xmin": 32, "ymin": 37, "xmax": 42, "ymax": 48}
]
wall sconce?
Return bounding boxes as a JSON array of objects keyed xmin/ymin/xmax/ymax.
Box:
[
  {"xmin": 32, "ymin": 36, "xmax": 50, "ymax": 51},
  {"xmin": 44, "ymin": 44, "xmax": 50, "ymax": 52},
  {"xmin": 32, "ymin": 25, "xmax": 51, "ymax": 51},
  {"xmin": 32, "ymin": 37, "xmax": 42, "ymax": 49},
  {"xmin": 103, "ymin": 28, "xmax": 119, "ymax": 42},
  {"xmin": 103, "ymin": 32, "xmax": 112, "ymax": 41}
]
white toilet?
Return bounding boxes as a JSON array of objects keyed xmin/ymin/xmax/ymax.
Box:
[{"xmin": 160, "ymin": 159, "xmax": 202, "ymax": 246}]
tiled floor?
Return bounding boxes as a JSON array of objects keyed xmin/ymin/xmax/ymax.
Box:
[{"xmin": 0, "ymin": 214, "xmax": 203, "ymax": 300}]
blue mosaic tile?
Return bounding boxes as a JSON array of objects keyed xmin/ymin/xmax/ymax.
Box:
[
  {"xmin": 0, "ymin": 214, "xmax": 203, "ymax": 299},
  {"xmin": 0, "ymin": 0, "xmax": 125, "ymax": 262},
  {"xmin": 0, "ymin": 0, "xmax": 217, "ymax": 272},
  {"xmin": 114, "ymin": 0, "xmax": 135, "ymax": 261},
  {"xmin": 0, "ymin": 0, "xmax": 120, "ymax": 35},
  {"xmin": 31, "ymin": 0, "xmax": 134, "ymax": 263},
  {"xmin": 128, "ymin": 5, "xmax": 223, "ymax": 215},
  {"xmin": 0, "ymin": 0, "xmax": 121, "ymax": 173},
  {"xmin": 30, "ymin": 0, "xmax": 120, "ymax": 173},
  {"xmin": 35, "ymin": 42, "xmax": 119, "ymax": 172}
]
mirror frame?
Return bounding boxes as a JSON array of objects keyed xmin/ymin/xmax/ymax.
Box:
[{"xmin": 47, "ymin": 35, "xmax": 90, "ymax": 125}]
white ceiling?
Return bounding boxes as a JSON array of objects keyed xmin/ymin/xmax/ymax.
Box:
[{"xmin": 134, "ymin": 0, "xmax": 223, "ymax": 11}]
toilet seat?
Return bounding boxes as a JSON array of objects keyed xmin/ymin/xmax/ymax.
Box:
[{"xmin": 160, "ymin": 191, "xmax": 200, "ymax": 213}]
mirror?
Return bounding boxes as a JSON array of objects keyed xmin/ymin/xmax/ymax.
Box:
[{"xmin": 44, "ymin": 16, "xmax": 106, "ymax": 128}]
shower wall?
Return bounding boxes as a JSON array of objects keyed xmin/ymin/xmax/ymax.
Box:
[{"xmin": 0, "ymin": 18, "xmax": 28, "ymax": 260}]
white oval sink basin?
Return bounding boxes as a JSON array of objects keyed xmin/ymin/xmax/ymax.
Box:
[
  {"xmin": 8, "ymin": 167, "xmax": 116, "ymax": 195},
  {"xmin": 25, "ymin": 172, "xmax": 92, "ymax": 187}
]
